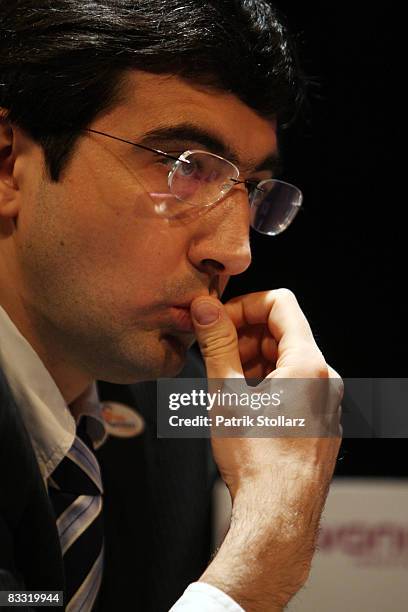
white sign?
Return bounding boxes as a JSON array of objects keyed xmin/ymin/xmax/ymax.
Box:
[{"xmin": 213, "ymin": 478, "xmax": 408, "ymax": 612}]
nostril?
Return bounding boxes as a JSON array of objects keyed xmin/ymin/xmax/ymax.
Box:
[{"xmin": 201, "ymin": 258, "xmax": 225, "ymax": 273}]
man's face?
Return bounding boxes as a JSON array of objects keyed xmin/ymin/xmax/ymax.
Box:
[{"xmin": 0, "ymin": 71, "xmax": 277, "ymax": 384}]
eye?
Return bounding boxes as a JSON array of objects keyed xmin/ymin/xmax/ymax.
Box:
[
  {"xmin": 155, "ymin": 156, "xmax": 175, "ymax": 168},
  {"xmin": 178, "ymin": 158, "xmax": 199, "ymax": 177},
  {"xmin": 154, "ymin": 150, "xmax": 185, "ymax": 169}
]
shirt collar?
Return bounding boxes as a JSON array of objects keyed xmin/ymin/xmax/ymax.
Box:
[{"xmin": 0, "ymin": 305, "xmax": 107, "ymax": 481}]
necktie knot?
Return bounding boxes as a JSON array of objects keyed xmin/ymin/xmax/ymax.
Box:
[{"xmin": 49, "ymin": 417, "xmax": 103, "ymax": 496}]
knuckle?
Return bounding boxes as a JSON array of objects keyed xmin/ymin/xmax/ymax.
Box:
[
  {"xmin": 327, "ymin": 364, "xmax": 342, "ymax": 380},
  {"xmin": 275, "ymin": 287, "xmax": 297, "ymax": 302},
  {"xmin": 309, "ymin": 359, "xmax": 329, "ymax": 378},
  {"xmin": 327, "ymin": 364, "xmax": 345, "ymax": 401}
]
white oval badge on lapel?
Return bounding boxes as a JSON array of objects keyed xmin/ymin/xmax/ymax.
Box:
[{"xmin": 101, "ymin": 401, "xmax": 145, "ymax": 438}]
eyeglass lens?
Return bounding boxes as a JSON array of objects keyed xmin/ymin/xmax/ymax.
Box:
[
  {"xmin": 249, "ymin": 179, "xmax": 303, "ymax": 236},
  {"xmin": 169, "ymin": 152, "xmax": 238, "ymax": 205},
  {"xmin": 169, "ymin": 151, "xmax": 303, "ymax": 236}
]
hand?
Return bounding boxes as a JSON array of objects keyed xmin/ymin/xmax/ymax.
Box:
[
  {"xmin": 190, "ymin": 289, "xmax": 343, "ymax": 611},
  {"xmin": 190, "ymin": 289, "xmax": 343, "ymax": 493}
]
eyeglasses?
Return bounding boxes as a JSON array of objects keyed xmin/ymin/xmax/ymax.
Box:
[{"xmin": 84, "ymin": 128, "xmax": 303, "ymax": 236}]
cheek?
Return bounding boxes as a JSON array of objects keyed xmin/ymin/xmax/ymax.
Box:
[
  {"xmin": 23, "ymin": 168, "xmax": 188, "ymax": 309},
  {"xmin": 66, "ymin": 219, "xmax": 185, "ymax": 301},
  {"xmin": 101, "ymin": 224, "xmax": 184, "ymax": 293},
  {"xmin": 57, "ymin": 205, "xmax": 186, "ymax": 308}
]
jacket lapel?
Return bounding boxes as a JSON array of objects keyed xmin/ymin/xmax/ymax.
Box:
[{"xmin": 0, "ymin": 367, "xmax": 65, "ymax": 594}]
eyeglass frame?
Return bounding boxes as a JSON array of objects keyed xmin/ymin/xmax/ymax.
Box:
[{"xmin": 82, "ymin": 127, "xmax": 298, "ymax": 208}]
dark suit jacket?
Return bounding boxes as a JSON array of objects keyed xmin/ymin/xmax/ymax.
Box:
[{"xmin": 0, "ymin": 345, "xmax": 216, "ymax": 611}]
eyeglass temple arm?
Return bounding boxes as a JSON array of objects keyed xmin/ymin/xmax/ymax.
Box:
[
  {"xmin": 229, "ymin": 177, "xmax": 266, "ymax": 192},
  {"xmin": 83, "ymin": 128, "xmax": 191, "ymax": 165}
]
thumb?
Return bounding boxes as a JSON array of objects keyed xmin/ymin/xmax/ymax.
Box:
[{"xmin": 190, "ymin": 297, "xmax": 243, "ymax": 379}]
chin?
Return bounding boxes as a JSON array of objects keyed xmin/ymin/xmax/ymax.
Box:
[
  {"xmin": 95, "ymin": 330, "xmax": 193, "ymax": 383},
  {"xmin": 160, "ymin": 333, "xmax": 190, "ymax": 375},
  {"xmin": 97, "ymin": 359, "xmax": 186, "ymax": 385}
]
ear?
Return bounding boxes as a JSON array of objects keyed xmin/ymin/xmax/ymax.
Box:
[{"xmin": 0, "ymin": 113, "xmax": 21, "ymax": 218}]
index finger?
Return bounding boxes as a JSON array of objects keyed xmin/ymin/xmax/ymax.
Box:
[{"xmin": 224, "ymin": 289, "xmax": 320, "ymax": 356}]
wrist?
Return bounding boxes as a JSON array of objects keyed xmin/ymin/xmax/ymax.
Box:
[{"xmin": 200, "ymin": 508, "xmax": 312, "ymax": 611}]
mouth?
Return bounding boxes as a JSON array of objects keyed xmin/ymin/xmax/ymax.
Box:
[
  {"xmin": 171, "ymin": 286, "xmax": 221, "ymax": 310},
  {"xmin": 168, "ymin": 287, "xmax": 220, "ymax": 332},
  {"xmin": 163, "ymin": 278, "xmax": 222, "ymax": 333},
  {"xmin": 167, "ymin": 305, "xmax": 195, "ymax": 332}
]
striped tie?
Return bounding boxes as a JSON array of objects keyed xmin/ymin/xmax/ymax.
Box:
[{"xmin": 48, "ymin": 417, "xmax": 104, "ymax": 612}]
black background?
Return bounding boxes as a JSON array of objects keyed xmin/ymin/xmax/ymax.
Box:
[{"xmin": 221, "ymin": 3, "xmax": 405, "ymax": 476}]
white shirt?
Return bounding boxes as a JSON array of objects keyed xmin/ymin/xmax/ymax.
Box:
[{"xmin": 0, "ymin": 305, "xmax": 244, "ymax": 612}]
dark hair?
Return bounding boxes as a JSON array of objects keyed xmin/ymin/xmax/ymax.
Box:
[{"xmin": 0, "ymin": 0, "xmax": 306, "ymax": 181}]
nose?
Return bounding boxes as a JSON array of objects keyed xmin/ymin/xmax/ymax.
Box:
[{"xmin": 187, "ymin": 187, "xmax": 252, "ymax": 278}]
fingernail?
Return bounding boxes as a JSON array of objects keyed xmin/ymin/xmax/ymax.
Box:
[{"xmin": 191, "ymin": 301, "xmax": 220, "ymax": 325}]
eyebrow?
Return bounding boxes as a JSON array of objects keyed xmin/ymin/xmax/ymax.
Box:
[{"xmin": 138, "ymin": 122, "xmax": 282, "ymax": 175}]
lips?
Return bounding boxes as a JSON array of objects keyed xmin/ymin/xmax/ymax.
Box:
[
  {"xmin": 167, "ymin": 306, "xmax": 194, "ymax": 332},
  {"xmin": 165, "ymin": 283, "xmax": 221, "ymax": 332},
  {"xmin": 171, "ymin": 290, "xmax": 220, "ymax": 309}
]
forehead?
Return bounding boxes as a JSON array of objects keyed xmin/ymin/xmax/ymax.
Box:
[{"xmin": 108, "ymin": 70, "xmax": 278, "ymax": 168}]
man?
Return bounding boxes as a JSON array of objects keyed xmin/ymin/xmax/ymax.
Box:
[{"xmin": 0, "ymin": 1, "xmax": 342, "ymax": 611}]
